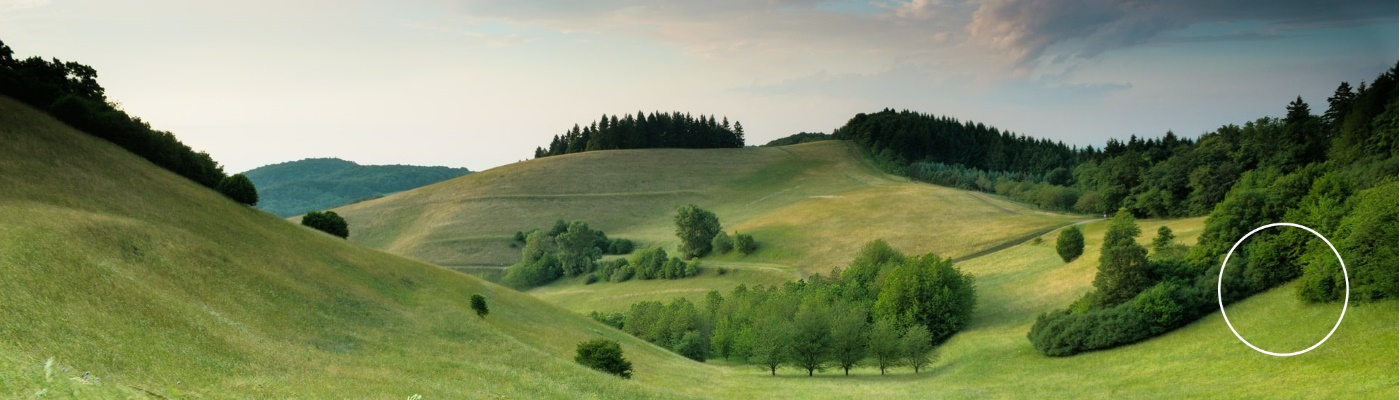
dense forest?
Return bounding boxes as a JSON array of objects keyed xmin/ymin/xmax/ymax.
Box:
[
  {"xmin": 835, "ymin": 65, "xmax": 1396, "ymax": 218},
  {"xmin": 243, "ymin": 158, "xmax": 470, "ymax": 217},
  {"xmin": 0, "ymin": 39, "xmax": 228, "ymax": 190},
  {"xmin": 1021, "ymin": 67, "xmax": 1399, "ymax": 356},
  {"xmin": 763, "ymin": 132, "xmax": 833, "ymax": 147},
  {"xmin": 592, "ymin": 240, "xmax": 975, "ymax": 375},
  {"xmin": 535, "ymin": 111, "xmax": 745, "ymax": 158}
]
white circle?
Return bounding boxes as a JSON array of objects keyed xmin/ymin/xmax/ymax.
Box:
[{"xmin": 1217, "ymin": 222, "xmax": 1349, "ymax": 357}]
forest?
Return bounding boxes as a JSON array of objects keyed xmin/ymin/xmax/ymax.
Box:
[{"xmin": 534, "ymin": 111, "xmax": 746, "ymax": 158}]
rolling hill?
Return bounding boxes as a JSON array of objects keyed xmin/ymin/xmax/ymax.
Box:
[
  {"xmin": 2, "ymin": 92, "xmax": 1394, "ymax": 398},
  {"xmin": 334, "ymin": 140, "xmax": 1084, "ymax": 275},
  {"xmin": 242, "ymin": 158, "xmax": 470, "ymax": 217},
  {"xmin": 0, "ymin": 95, "xmax": 699, "ymax": 398}
]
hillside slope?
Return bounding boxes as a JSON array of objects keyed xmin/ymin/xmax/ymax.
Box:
[
  {"xmin": 243, "ymin": 158, "xmax": 470, "ymax": 217},
  {"xmin": 336, "ymin": 141, "xmax": 1083, "ymax": 272},
  {"xmin": 0, "ymin": 95, "xmax": 705, "ymax": 398}
]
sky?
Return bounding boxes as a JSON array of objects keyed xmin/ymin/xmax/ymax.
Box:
[{"xmin": 1, "ymin": 0, "xmax": 1396, "ymax": 173}]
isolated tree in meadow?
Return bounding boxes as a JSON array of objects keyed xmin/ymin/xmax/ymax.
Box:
[
  {"xmin": 1093, "ymin": 209, "xmax": 1153, "ymax": 306},
  {"xmin": 866, "ymin": 318, "xmax": 902, "ymax": 375},
  {"xmin": 301, "ymin": 210, "xmax": 349, "ymax": 238},
  {"xmin": 470, "ymin": 294, "xmax": 489, "ymax": 319},
  {"xmin": 827, "ymin": 303, "xmax": 868, "ymax": 376},
  {"xmin": 901, "ymin": 325, "xmax": 935, "ymax": 374},
  {"xmin": 674, "ymin": 204, "xmax": 721, "ymax": 258},
  {"xmin": 575, "ymin": 339, "xmax": 633, "ymax": 379},
  {"xmin": 1055, "ymin": 225, "xmax": 1084, "ymax": 262},
  {"xmin": 217, "ymin": 173, "xmax": 258, "ymax": 206}
]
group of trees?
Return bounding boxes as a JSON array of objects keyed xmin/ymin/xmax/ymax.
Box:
[
  {"xmin": 835, "ymin": 65, "xmax": 1397, "ymax": 219},
  {"xmin": 675, "ymin": 204, "xmax": 757, "ymax": 258},
  {"xmin": 502, "ymin": 220, "xmax": 635, "ymax": 289},
  {"xmin": 591, "ymin": 240, "xmax": 975, "ymax": 375},
  {"xmin": 301, "ymin": 211, "xmax": 349, "ymax": 239},
  {"xmin": 0, "ymin": 39, "xmax": 238, "ymax": 197},
  {"xmin": 534, "ymin": 111, "xmax": 745, "ymax": 158},
  {"xmin": 592, "ymin": 247, "xmax": 702, "ymax": 284},
  {"xmin": 763, "ymin": 132, "xmax": 833, "ymax": 147}
]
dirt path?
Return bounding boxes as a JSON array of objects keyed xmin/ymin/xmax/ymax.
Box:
[{"xmin": 952, "ymin": 218, "xmax": 1103, "ymax": 263}]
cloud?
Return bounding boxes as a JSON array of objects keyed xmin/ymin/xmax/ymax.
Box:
[{"xmin": 966, "ymin": 0, "xmax": 1397, "ymax": 68}]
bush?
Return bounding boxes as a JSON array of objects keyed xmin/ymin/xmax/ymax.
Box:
[
  {"xmin": 676, "ymin": 331, "xmax": 709, "ymax": 362},
  {"xmin": 470, "ymin": 294, "xmax": 489, "ymax": 319},
  {"xmin": 1055, "ymin": 225, "xmax": 1084, "ymax": 262},
  {"xmin": 301, "ymin": 210, "xmax": 349, "ymax": 238},
  {"xmin": 734, "ymin": 233, "xmax": 757, "ymax": 255},
  {"xmin": 711, "ymin": 231, "xmax": 734, "ymax": 255},
  {"xmin": 608, "ymin": 238, "xmax": 635, "ymax": 255},
  {"xmin": 575, "ymin": 339, "xmax": 632, "ymax": 379},
  {"xmin": 217, "ymin": 173, "xmax": 259, "ymax": 206}
]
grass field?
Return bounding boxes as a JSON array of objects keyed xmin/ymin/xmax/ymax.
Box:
[
  {"xmin": 334, "ymin": 140, "xmax": 1083, "ymax": 273},
  {"xmin": 3, "ymin": 94, "xmax": 1394, "ymax": 398},
  {"xmin": 0, "ymin": 96, "xmax": 695, "ymax": 398}
]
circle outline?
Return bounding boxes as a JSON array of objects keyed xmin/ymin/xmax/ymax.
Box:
[{"xmin": 1217, "ymin": 222, "xmax": 1349, "ymax": 357}]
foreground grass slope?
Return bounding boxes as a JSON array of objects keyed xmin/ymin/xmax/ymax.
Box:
[
  {"xmin": 0, "ymin": 95, "xmax": 705, "ymax": 398},
  {"xmin": 336, "ymin": 140, "xmax": 1081, "ymax": 273}
]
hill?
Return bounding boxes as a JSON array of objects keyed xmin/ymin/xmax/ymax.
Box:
[
  {"xmin": 0, "ymin": 95, "xmax": 703, "ymax": 398},
  {"xmin": 242, "ymin": 158, "xmax": 470, "ymax": 217},
  {"xmin": 335, "ymin": 140, "xmax": 1084, "ymax": 274}
]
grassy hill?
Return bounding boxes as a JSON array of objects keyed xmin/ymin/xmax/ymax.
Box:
[
  {"xmin": 0, "ymin": 95, "xmax": 703, "ymax": 398},
  {"xmin": 335, "ymin": 140, "xmax": 1083, "ymax": 274},
  {"xmin": 242, "ymin": 158, "xmax": 470, "ymax": 217},
  {"xmin": 2, "ymin": 93, "xmax": 1393, "ymax": 398}
]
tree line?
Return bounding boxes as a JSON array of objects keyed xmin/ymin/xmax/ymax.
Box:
[
  {"xmin": 835, "ymin": 65, "xmax": 1397, "ymax": 219},
  {"xmin": 590, "ymin": 240, "xmax": 975, "ymax": 376},
  {"xmin": 0, "ymin": 39, "xmax": 232, "ymax": 193},
  {"xmin": 534, "ymin": 111, "xmax": 745, "ymax": 158}
]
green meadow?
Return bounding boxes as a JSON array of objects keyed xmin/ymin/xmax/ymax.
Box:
[{"xmin": 1, "ymin": 94, "xmax": 1394, "ymax": 398}]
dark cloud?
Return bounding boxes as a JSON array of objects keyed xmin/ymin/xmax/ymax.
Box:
[{"xmin": 966, "ymin": 0, "xmax": 1397, "ymax": 66}]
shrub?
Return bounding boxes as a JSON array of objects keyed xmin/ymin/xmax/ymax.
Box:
[
  {"xmin": 470, "ymin": 294, "xmax": 489, "ymax": 318},
  {"xmin": 607, "ymin": 238, "xmax": 635, "ymax": 255},
  {"xmin": 1055, "ymin": 225, "xmax": 1084, "ymax": 262},
  {"xmin": 711, "ymin": 231, "xmax": 734, "ymax": 255},
  {"xmin": 676, "ymin": 331, "xmax": 709, "ymax": 362},
  {"xmin": 301, "ymin": 210, "xmax": 349, "ymax": 238},
  {"xmin": 734, "ymin": 233, "xmax": 757, "ymax": 255},
  {"xmin": 575, "ymin": 339, "xmax": 632, "ymax": 379},
  {"xmin": 217, "ymin": 173, "xmax": 258, "ymax": 206}
]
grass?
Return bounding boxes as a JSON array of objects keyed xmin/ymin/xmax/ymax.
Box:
[
  {"xmin": 0, "ymin": 95, "xmax": 698, "ymax": 398},
  {"xmin": 335, "ymin": 139, "xmax": 1084, "ymax": 273},
  {"xmin": 3, "ymin": 93, "xmax": 1393, "ymax": 398}
]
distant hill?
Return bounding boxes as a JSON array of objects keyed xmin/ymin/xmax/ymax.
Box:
[{"xmin": 243, "ymin": 158, "xmax": 470, "ymax": 217}]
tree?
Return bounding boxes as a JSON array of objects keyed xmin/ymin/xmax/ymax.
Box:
[
  {"xmin": 734, "ymin": 232, "xmax": 757, "ymax": 255},
  {"xmin": 575, "ymin": 339, "xmax": 633, "ymax": 379},
  {"xmin": 711, "ymin": 231, "xmax": 734, "ymax": 255},
  {"xmin": 470, "ymin": 294, "xmax": 489, "ymax": 318},
  {"xmin": 217, "ymin": 173, "xmax": 258, "ymax": 206},
  {"xmin": 301, "ymin": 210, "xmax": 349, "ymax": 238},
  {"xmin": 555, "ymin": 220, "xmax": 603, "ymax": 277},
  {"xmin": 787, "ymin": 304, "xmax": 830, "ymax": 376},
  {"xmin": 751, "ymin": 313, "xmax": 791, "ymax": 376},
  {"xmin": 1092, "ymin": 209, "xmax": 1152, "ymax": 306},
  {"xmin": 674, "ymin": 204, "xmax": 721, "ymax": 258},
  {"xmin": 867, "ymin": 318, "xmax": 902, "ymax": 375},
  {"xmin": 827, "ymin": 303, "xmax": 868, "ymax": 376},
  {"xmin": 901, "ymin": 325, "xmax": 935, "ymax": 374},
  {"xmin": 675, "ymin": 331, "xmax": 709, "ymax": 362},
  {"xmin": 872, "ymin": 254, "xmax": 977, "ymax": 344},
  {"xmin": 1055, "ymin": 225, "xmax": 1084, "ymax": 262}
]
